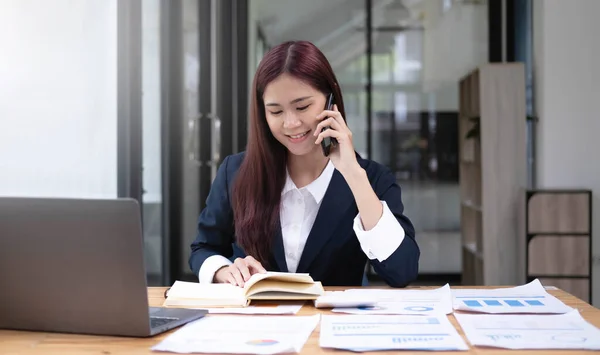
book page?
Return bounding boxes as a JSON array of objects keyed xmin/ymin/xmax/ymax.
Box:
[
  {"xmin": 247, "ymin": 281, "xmax": 324, "ymax": 299},
  {"xmin": 242, "ymin": 271, "xmax": 314, "ymax": 293},
  {"xmin": 164, "ymin": 281, "xmax": 246, "ymax": 307}
]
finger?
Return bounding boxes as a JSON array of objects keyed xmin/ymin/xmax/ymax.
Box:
[
  {"xmin": 331, "ymin": 105, "xmax": 348, "ymax": 127},
  {"xmin": 244, "ymin": 256, "xmax": 266, "ymax": 273},
  {"xmin": 316, "ymin": 109, "xmax": 344, "ymax": 121},
  {"xmin": 314, "ymin": 117, "xmax": 341, "ymax": 136},
  {"xmin": 229, "ymin": 266, "xmax": 245, "ymax": 287},
  {"xmin": 234, "ymin": 258, "xmax": 252, "ymax": 282},
  {"xmin": 246, "ymin": 258, "xmax": 267, "ymax": 273},
  {"xmin": 317, "ymin": 109, "xmax": 347, "ymax": 130},
  {"xmin": 226, "ymin": 272, "xmax": 237, "ymax": 285},
  {"xmin": 315, "ymin": 128, "xmax": 343, "ymax": 145}
]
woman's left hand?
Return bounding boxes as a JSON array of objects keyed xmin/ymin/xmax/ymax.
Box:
[{"xmin": 314, "ymin": 104, "xmax": 361, "ymax": 176}]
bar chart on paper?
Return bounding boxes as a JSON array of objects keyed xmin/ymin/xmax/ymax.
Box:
[
  {"xmin": 461, "ymin": 297, "xmax": 545, "ymax": 308},
  {"xmin": 452, "ymin": 280, "xmax": 573, "ymax": 314},
  {"xmin": 320, "ymin": 315, "xmax": 469, "ymax": 352}
]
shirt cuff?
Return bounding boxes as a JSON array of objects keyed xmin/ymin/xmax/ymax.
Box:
[
  {"xmin": 198, "ymin": 255, "xmax": 233, "ymax": 283},
  {"xmin": 353, "ymin": 200, "xmax": 405, "ymax": 262}
]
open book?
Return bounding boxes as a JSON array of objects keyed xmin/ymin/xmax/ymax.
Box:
[{"xmin": 163, "ymin": 272, "xmax": 324, "ymax": 308}]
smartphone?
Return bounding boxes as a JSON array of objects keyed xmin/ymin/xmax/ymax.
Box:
[{"xmin": 320, "ymin": 93, "xmax": 337, "ymax": 157}]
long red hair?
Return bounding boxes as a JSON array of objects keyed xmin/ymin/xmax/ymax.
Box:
[{"xmin": 231, "ymin": 40, "xmax": 346, "ymax": 266}]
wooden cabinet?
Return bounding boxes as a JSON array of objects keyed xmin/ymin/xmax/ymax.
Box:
[
  {"xmin": 459, "ymin": 63, "xmax": 527, "ymax": 286},
  {"xmin": 526, "ymin": 190, "xmax": 592, "ymax": 302}
]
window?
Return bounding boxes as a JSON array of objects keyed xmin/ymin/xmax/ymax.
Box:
[
  {"xmin": 443, "ymin": 0, "xmax": 453, "ymax": 12},
  {"xmin": 0, "ymin": 0, "xmax": 118, "ymax": 198}
]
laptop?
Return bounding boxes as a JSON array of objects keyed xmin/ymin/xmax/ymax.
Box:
[{"xmin": 0, "ymin": 197, "xmax": 206, "ymax": 337}]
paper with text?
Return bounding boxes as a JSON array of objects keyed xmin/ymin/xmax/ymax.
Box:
[
  {"xmin": 319, "ymin": 314, "xmax": 469, "ymax": 352},
  {"xmin": 452, "ymin": 279, "xmax": 573, "ymax": 314},
  {"xmin": 455, "ymin": 310, "xmax": 600, "ymax": 350},
  {"xmin": 207, "ymin": 304, "xmax": 303, "ymax": 315},
  {"xmin": 151, "ymin": 314, "xmax": 320, "ymax": 354},
  {"xmin": 317, "ymin": 284, "xmax": 453, "ymax": 315}
]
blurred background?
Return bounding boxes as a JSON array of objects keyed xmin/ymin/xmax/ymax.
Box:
[{"xmin": 0, "ymin": 0, "xmax": 598, "ymax": 307}]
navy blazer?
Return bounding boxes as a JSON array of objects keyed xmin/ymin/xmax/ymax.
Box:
[{"xmin": 188, "ymin": 152, "xmax": 420, "ymax": 287}]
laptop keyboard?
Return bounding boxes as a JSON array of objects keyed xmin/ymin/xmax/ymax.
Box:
[{"xmin": 150, "ymin": 316, "xmax": 179, "ymax": 328}]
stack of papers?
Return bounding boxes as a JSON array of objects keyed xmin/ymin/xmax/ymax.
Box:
[
  {"xmin": 152, "ymin": 315, "xmax": 319, "ymax": 354},
  {"xmin": 455, "ymin": 310, "xmax": 600, "ymax": 350},
  {"xmin": 452, "ymin": 279, "xmax": 573, "ymax": 314},
  {"xmin": 315, "ymin": 284, "xmax": 453, "ymax": 315},
  {"xmin": 319, "ymin": 314, "xmax": 469, "ymax": 351}
]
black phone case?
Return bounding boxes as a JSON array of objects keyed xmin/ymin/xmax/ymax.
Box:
[{"xmin": 321, "ymin": 93, "xmax": 336, "ymax": 157}]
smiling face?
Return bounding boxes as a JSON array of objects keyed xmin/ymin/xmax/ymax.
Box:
[{"xmin": 263, "ymin": 73, "xmax": 328, "ymax": 157}]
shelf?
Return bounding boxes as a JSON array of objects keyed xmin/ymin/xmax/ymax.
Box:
[
  {"xmin": 525, "ymin": 189, "xmax": 592, "ymax": 302},
  {"xmin": 459, "ymin": 63, "xmax": 527, "ymax": 286}
]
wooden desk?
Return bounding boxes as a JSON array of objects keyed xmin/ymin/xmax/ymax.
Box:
[{"xmin": 1, "ymin": 286, "xmax": 599, "ymax": 354}]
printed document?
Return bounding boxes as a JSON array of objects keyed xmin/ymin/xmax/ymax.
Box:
[
  {"xmin": 316, "ymin": 284, "xmax": 453, "ymax": 315},
  {"xmin": 207, "ymin": 304, "xmax": 303, "ymax": 315},
  {"xmin": 452, "ymin": 279, "xmax": 572, "ymax": 314},
  {"xmin": 319, "ymin": 314, "xmax": 469, "ymax": 351},
  {"xmin": 151, "ymin": 314, "xmax": 319, "ymax": 354},
  {"xmin": 455, "ymin": 310, "xmax": 600, "ymax": 350}
]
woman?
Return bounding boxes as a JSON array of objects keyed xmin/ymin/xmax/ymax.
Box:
[{"xmin": 188, "ymin": 40, "xmax": 419, "ymax": 287}]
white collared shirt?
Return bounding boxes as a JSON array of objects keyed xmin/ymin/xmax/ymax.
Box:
[{"xmin": 198, "ymin": 161, "xmax": 405, "ymax": 282}]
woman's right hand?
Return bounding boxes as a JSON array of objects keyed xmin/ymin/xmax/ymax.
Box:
[{"xmin": 213, "ymin": 256, "xmax": 267, "ymax": 287}]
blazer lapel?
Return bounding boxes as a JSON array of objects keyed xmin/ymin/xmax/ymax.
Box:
[
  {"xmin": 296, "ymin": 169, "xmax": 355, "ymax": 273},
  {"xmin": 271, "ymin": 218, "xmax": 288, "ymax": 272}
]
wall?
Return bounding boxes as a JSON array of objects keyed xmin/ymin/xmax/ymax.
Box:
[{"xmin": 533, "ymin": 0, "xmax": 600, "ymax": 306}]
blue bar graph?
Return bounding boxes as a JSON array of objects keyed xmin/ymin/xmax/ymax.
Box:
[
  {"xmin": 483, "ymin": 300, "xmax": 502, "ymax": 306},
  {"xmin": 504, "ymin": 300, "xmax": 524, "ymax": 307},
  {"xmin": 525, "ymin": 300, "xmax": 544, "ymax": 306},
  {"xmin": 463, "ymin": 300, "xmax": 482, "ymax": 307},
  {"xmin": 463, "ymin": 298, "xmax": 546, "ymax": 308}
]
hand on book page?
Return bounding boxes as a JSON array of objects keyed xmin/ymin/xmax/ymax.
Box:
[
  {"xmin": 214, "ymin": 256, "xmax": 267, "ymax": 287},
  {"xmin": 163, "ymin": 272, "xmax": 324, "ymax": 308}
]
